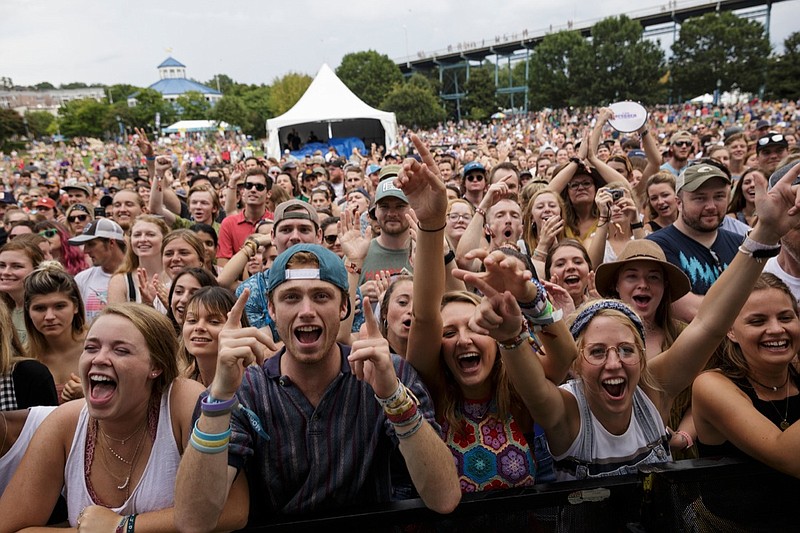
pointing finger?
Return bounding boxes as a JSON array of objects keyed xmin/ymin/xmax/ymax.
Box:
[
  {"xmin": 361, "ymin": 296, "xmax": 380, "ymax": 338},
  {"xmin": 226, "ymin": 288, "xmax": 249, "ymax": 329}
]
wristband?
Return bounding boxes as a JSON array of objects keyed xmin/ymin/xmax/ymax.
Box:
[
  {"xmin": 346, "ymin": 262, "xmax": 362, "ymax": 275},
  {"xmin": 630, "ymin": 221, "xmax": 644, "ymax": 230},
  {"xmin": 201, "ymin": 394, "xmax": 239, "ymax": 416},
  {"xmin": 675, "ymin": 430, "xmax": 694, "ymax": 450},
  {"xmin": 417, "ymin": 220, "xmax": 446, "ymax": 232},
  {"xmin": 739, "ymin": 230, "xmax": 780, "ymax": 261},
  {"xmin": 497, "ymin": 326, "xmax": 532, "ymax": 351},
  {"xmin": 444, "ymin": 249, "xmax": 456, "ymax": 264},
  {"xmin": 193, "ymin": 420, "xmax": 232, "ymax": 442},
  {"xmin": 126, "ymin": 514, "xmax": 137, "ymax": 533},
  {"xmin": 474, "ymin": 207, "xmax": 487, "ymax": 218},
  {"xmin": 145, "ymin": 156, "xmax": 156, "ymax": 161},
  {"xmin": 116, "ymin": 516, "xmax": 128, "ymax": 533}
]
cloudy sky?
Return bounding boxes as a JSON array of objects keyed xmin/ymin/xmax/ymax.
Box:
[{"xmin": 1, "ymin": 0, "xmax": 797, "ymax": 88}]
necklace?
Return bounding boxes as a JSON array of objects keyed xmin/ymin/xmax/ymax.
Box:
[
  {"xmin": 99, "ymin": 419, "xmax": 145, "ymax": 445},
  {"xmin": 768, "ymin": 384, "xmax": 792, "ymax": 431},
  {"xmin": 99, "ymin": 421, "xmax": 147, "ymax": 493},
  {"xmin": 748, "ymin": 371, "xmax": 790, "ymax": 392}
]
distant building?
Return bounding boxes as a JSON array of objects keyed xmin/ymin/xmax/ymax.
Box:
[
  {"xmin": 0, "ymin": 87, "xmax": 105, "ymax": 114},
  {"xmin": 127, "ymin": 57, "xmax": 222, "ymax": 107}
]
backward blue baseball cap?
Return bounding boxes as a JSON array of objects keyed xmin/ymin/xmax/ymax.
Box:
[
  {"xmin": 268, "ymin": 243, "xmax": 349, "ymax": 294},
  {"xmin": 463, "ymin": 161, "xmax": 485, "ymax": 175}
]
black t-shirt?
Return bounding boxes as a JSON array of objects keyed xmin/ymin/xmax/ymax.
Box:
[{"xmin": 11, "ymin": 359, "xmax": 59, "ymax": 409}]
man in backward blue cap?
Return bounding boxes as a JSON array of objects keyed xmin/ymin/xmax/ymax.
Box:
[{"xmin": 176, "ymin": 243, "xmax": 459, "ymax": 526}]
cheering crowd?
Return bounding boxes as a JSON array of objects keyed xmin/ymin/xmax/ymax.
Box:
[{"xmin": 1, "ymin": 99, "xmax": 800, "ymax": 530}]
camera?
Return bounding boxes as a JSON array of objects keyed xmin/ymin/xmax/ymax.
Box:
[{"xmin": 610, "ymin": 189, "xmax": 624, "ymax": 203}]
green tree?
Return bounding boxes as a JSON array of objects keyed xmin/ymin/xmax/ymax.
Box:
[
  {"xmin": 205, "ymin": 74, "xmax": 236, "ymax": 94},
  {"xmin": 34, "ymin": 81, "xmax": 55, "ymax": 90},
  {"xmin": 212, "ymin": 95, "xmax": 249, "ymax": 129},
  {"xmin": 58, "ymin": 98, "xmax": 111, "ymax": 138},
  {"xmin": 107, "ymin": 84, "xmax": 140, "ymax": 105},
  {"xmin": 268, "ymin": 72, "xmax": 312, "ymax": 116},
  {"xmin": 24, "ymin": 110, "xmax": 55, "ymax": 138},
  {"xmin": 382, "ymin": 82, "xmax": 445, "ymax": 129},
  {"xmin": 463, "ymin": 67, "xmax": 496, "ymax": 121},
  {"xmin": 176, "ymin": 91, "xmax": 212, "ymax": 119},
  {"xmin": 766, "ymin": 31, "xmax": 800, "ymax": 100},
  {"xmin": 589, "ymin": 15, "xmax": 666, "ymax": 104},
  {"xmin": 671, "ymin": 12, "xmax": 771, "ymax": 97},
  {"xmin": 60, "ymin": 82, "xmax": 90, "ymax": 89},
  {"xmin": 0, "ymin": 108, "xmax": 25, "ymax": 144},
  {"xmin": 239, "ymin": 85, "xmax": 272, "ymax": 137},
  {"xmin": 336, "ymin": 50, "xmax": 403, "ymax": 108},
  {"xmin": 528, "ymin": 30, "xmax": 591, "ymax": 109},
  {"xmin": 128, "ymin": 88, "xmax": 177, "ymax": 131}
]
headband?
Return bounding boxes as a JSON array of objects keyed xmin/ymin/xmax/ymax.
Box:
[{"xmin": 569, "ymin": 299, "xmax": 646, "ymax": 344}]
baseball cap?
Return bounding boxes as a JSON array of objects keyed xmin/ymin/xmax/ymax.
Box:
[
  {"xmin": 273, "ymin": 199, "xmax": 320, "ymax": 230},
  {"xmin": 312, "ymin": 166, "xmax": 327, "ymax": 175},
  {"xmin": 627, "ymin": 149, "xmax": 646, "ymax": 159},
  {"xmin": 268, "ymin": 243, "xmax": 348, "ymax": 294},
  {"xmin": 35, "ymin": 197, "xmax": 57, "ymax": 210},
  {"xmin": 281, "ymin": 160, "xmax": 298, "ymax": 170},
  {"xmin": 670, "ymin": 130, "xmax": 692, "ymax": 144},
  {"xmin": 755, "ymin": 119, "xmax": 771, "ymax": 130},
  {"xmin": 366, "ymin": 164, "xmax": 381, "ymax": 176},
  {"xmin": 63, "ymin": 180, "xmax": 92, "ymax": 196},
  {"xmin": 675, "ymin": 163, "xmax": 730, "ymax": 193},
  {"xmin": 756, "ymin": 132, "xmax": 789, "ymax": 154},
  {"xmin": 328, "ymin": 157, "xmax": 346, "ymax": 168},
  {"xmin": 378, "ymin": 164, "xmax": 401, "ymax": 182},
  {"xmin": 0, "ymin": 191, "xmax": 16, "ymax": 204},
  {"xmin": 463, "ymin": 161, "xmax": 485, "ymax": 175},
  {"xmin": 68, "ymin": 218, "xmax": 125, "ymax": 245}
]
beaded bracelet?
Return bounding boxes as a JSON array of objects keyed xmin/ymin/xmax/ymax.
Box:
[
  {"xmin": 395, "ymin": 414, "xmax": 425, "ymax": 439},
  {"xmin": 375, "ymin": 378, "xmax": 405, "ymax": 407},
  {"xmin": 115, "ymin": 516, "xmax": 127, "ymax": 533}
]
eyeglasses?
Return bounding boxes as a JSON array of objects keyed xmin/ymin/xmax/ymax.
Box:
[
  {"xmin": 672, "ymin": 141, "xmax": 692, "ymax": 148},
  {"xmin": 323, "ymin": 234, "xmax": 339, "ymax": 245},
  {"xmin": 38, "ymin": 228, "xmax": 58, "ymax": 238},
  {"xmin": 67, "ymin": 214, "xmax": 89, "ymax": 223},
  {"xmin": 568, "ymin": 180, "xmax": 594, "ymax": 190},
  {"xmin": 243, "ymin": 182, "xmax": 268, "ymax": 191},
  {"xmin": 465, "ymin": 174, "xmax": 485, "ymax": 182},
  {"xmin": 582, "ymin": 343, "xmax": 641, "ymax": 366},
  {"xmin": 447, "ymin": 213, "xmax": 473, "ymax": 222},
  {"xmin": 758, "ymin": 134, "xmax": 785, "ymax": 146}
]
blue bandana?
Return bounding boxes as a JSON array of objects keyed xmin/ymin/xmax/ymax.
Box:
[{"xmin": 569, "ymin": 299, "xmax": 646, "ymax": 344}]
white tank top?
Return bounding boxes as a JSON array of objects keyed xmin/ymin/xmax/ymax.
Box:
[
  {"xmin": 0, "ymin": 406, "xmax": 57, "ymax": 496},
  {"xmin": 63, "ymin": 384, "xmax": 179, "ymax": 526}
]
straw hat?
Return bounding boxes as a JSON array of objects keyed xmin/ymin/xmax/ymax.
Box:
[{"xmin": 594, "ymin": 239, "xmax": 691, "ymax": 302}]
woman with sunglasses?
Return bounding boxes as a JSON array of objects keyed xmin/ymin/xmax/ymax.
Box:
[
  {"xmin": 64, "ymin": 203, "xmax": 94, "ymax": 237},
  {"xmin": 488, "ymin": 163, "xmax": 800, "ymax": 481},
  {"xmin": 321, "ymin": 216, "xmax": 343, "ymax": 257},
  {"xmin": 33, "ymin": 221, "xmax": 88, "ymax": 276}
]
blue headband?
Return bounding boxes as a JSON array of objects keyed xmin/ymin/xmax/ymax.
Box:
[{"xmin": 569, "ymin": 299, "xmax": 646, "ymax": 344}]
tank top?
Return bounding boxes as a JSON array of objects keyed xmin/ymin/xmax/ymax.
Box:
[
  {"xmin": 63, "ymin": 384, "xmax": 179, "ymax": 526},
  {"xmin": 0, "ymin": 406, "xmax": 57, "ymax": 495},
  {"xmin": 553, "ymin": 380, "xmax": 671, "ymax": 481}
]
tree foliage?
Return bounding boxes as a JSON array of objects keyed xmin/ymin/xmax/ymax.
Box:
[
  {"xmin": 24, "ymin": 110, "xmax": 55, "ymax": 138},
  {"xmin": 58, "ymin": 98, "xmax": 110, "ymax": 138},
  {"xmin": 766, "ymin": 31, "xmax": 800, "ymax": 100},
  {"xmin": 528, "ymin": 30, "xmax": 591, "ymax": 109},
  {"xmin": 464, "ymin": 67, "xmax": 497, "ymax": 121},
  {"xmin": 205, "ymin": 74, "xmax": 236, "ymax": 94},
  {"xmin": 382, "ymin": 80, "xmax": 445, "ymax": 129},
  {"xmin": 176, "ymin": 91, "xmax": 212, "ymax": 119},
  {"xmin": 127, "ymin": 88, "xmax": 177, "ymax": 131},
  {"xmin": 671, "ymin": 12, "xmax": 771, "ymax": 97},
  {"xmin": 0, "ymin": 108, "xmax": 25, "ymax": 144},
  {"xmin": 211, "ymin": 95, "xmax": 249, "ymax": 129},
  {"xmin": 336, "ymin": 50, "xmax": 403, "ymax": 108},
  {"xmin": 268, "ymin": 72, "xmax": 312, "ymax": 116}
]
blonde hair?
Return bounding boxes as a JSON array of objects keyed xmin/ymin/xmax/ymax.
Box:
[
  {"xmin": 522, "ymin": 189, "xmax": 566, "ymax": 254},
  {"xmin": 0, "ymin": 298, "xmax": 27, "ymax": 375},
  {"xmin": 117, "ymin": 214, "xmax": 170, "ymax": 275}
]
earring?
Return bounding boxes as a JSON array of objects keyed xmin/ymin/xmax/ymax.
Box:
[{"xmin": 150, "ymin": 372, "xmax": 159, "ymax": 378}]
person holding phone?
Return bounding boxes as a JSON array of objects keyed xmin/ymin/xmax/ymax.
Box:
[{"xmin": 588, "ymin": 181, "xmax": 646, "ymax": 268}]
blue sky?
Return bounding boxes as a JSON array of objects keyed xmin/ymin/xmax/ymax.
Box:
[{"xmin": 1, "ymin": 0, "xmax": 797, "ymax": 87}]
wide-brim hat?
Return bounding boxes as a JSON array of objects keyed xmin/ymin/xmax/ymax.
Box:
[{"xmin": 594, "ymin": 239, "xmax": 691, "ymax": 302}]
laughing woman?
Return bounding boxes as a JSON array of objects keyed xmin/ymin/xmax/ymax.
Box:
[
  {"xmin": 0, "ymin": 303, "xmax": 248, "ymax": 532},
  {"xmin": 490, "ymin": 162, "xmax": 800, "ymax": 481}
]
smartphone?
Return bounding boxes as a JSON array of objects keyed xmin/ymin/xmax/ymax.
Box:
[{"xmin": 94, "ymin": 207, "xmax": 106, "ymax": 218}]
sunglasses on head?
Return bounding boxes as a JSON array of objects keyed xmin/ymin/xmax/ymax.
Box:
[
  {"xmin": 243, "ymin": 182, "xmax": 268, "ymax": 191},
  {"xmin": 465, "ymin": 173, "xmax": 485, "ymax": 182},
  {"xmin": 68, "ymin": 214, "xmax": 89, "ymax": 223},
  {"xmin": 758, "ymin": 134, "xmax": 784, "ymax": 146},
  {"xmin": 38, "ymin": 228, "xmax": 58, "ymax": 238},
  {"xmin": 672, "ymin": 140, "xmax": 692, "ymax": 148},
  {"xmin": 323, "ymin": 234, "xmax": 339, "ymax": 245}
]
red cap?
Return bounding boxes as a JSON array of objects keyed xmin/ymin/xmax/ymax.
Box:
[{"xmin": 35, "ymin": 197, "xmax": 57, "ymax": 210}]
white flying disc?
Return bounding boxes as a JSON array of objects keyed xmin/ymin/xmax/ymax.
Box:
[{"xmin": 608, "ymin": 101, "xmax": 648, "ymax": 133}]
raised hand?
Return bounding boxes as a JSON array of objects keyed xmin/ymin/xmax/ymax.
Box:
[
  {"xmin": 349, "ymin": 297, "xmax": 398, "ymax": 398},
  {"xmin": 467, "ymin": 275, "xmax": 524, "ymax": 342},
  {"xmin": 595, "ymin": 188, "xmax": 613, "ymax": 219},
  {"xmin": 339, "ymin": 208, "xmax": 371, "ymax": 261},
  {"xmin": 133, "ymin": 127, "xmax": 154, "ymax": 158},
  {"xmin": 542, "ymin": 280, "xmax": 575, "ymax": 316},
  {"xmin": 211, "ymin": 289, "xmax": 275, "ymax": 400},
  {"xmin": 751, "ymin": 162, "xmax": 800, "ymax": 244},
  {"xmin": 537, "ymin": 215, "xmax": 564, "ymax": 250},
  {"xmin": 395, "ymin": 132, "xmax": 447, "ymax": 227},
  {"xmin": 454, "ymin": 248, "xmax": 534, "ymax": 301}
]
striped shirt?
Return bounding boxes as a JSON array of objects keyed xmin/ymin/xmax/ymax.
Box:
[{"xmin": 225, "ymin": 344, "xmax": 440, "ymax": 523}]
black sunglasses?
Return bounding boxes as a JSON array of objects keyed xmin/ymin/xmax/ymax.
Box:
[
  {"xmin": 672, "ymin": 141, "xmax": 692, "ymax": 148},
  {"xmin": 68, "ymin": 214, "xmax": 89, "ymax": 223},
  {"xmin": 243, "ymin": 182, "xmax": 268, "ymax": 192},
  {"xmin": 38, "ymin": 228, "xmax": 58, "ymax": 238},
  {"xmin": 323, "ymin": 234, "xmax": 338, "ymax": 245},
  {"xmin": 465, "ymin": 174, "xmax": 485, "ymax": 182}
]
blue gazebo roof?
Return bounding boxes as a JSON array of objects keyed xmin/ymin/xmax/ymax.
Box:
[
  {"xmin": 158, "ymin": 56, "xmax": 186, "ymax": 68},
  {"xmin": 147, "ymin": 78, "xmax": 221, "ymax": 96}
]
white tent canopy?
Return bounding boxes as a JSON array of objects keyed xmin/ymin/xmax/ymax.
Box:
[
  {"xmin": 163, "ymin": 120, "xmax": 236, "ymax": 133},
  {"xmin": 265, "ymin": 64, "xmax": 397, "ymax": 158}
]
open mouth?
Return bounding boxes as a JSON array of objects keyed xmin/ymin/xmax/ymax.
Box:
[
  {"xmin": 295, "ymin": 325, "xmax": 322, "ymax": 345},
  {"xmin": 761, "ymin": 340, "xmax": 790, "ymax": 351},
  {"xmin": 563, "ymin": 275, "xmax": 581, "ymax": 287},
  {"xmin": 632, "ymin": 295, "xmax": 651, "ymax": 307},
  {"xmin": 89, "ymin": 374, "xmax": 117, "ymax": 402},
  {"xmin": 402, "ymin": 319, "xmax": 412, "ymax": 329},
  {"xmin": 602, "ymin": 378, "xmax": 626, "ymax": 399},
  {"xmin": 457, "ymin": 352, "xmax": 481, "ymax": 371}
]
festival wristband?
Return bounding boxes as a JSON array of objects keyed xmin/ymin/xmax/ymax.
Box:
[
  {"xmin": 201, "ymin": 395, "xmax": 239, "ymax": 416},
  {"xmin": 193, "ymin": 420, "xmax": 231, "ymax": 442}
]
